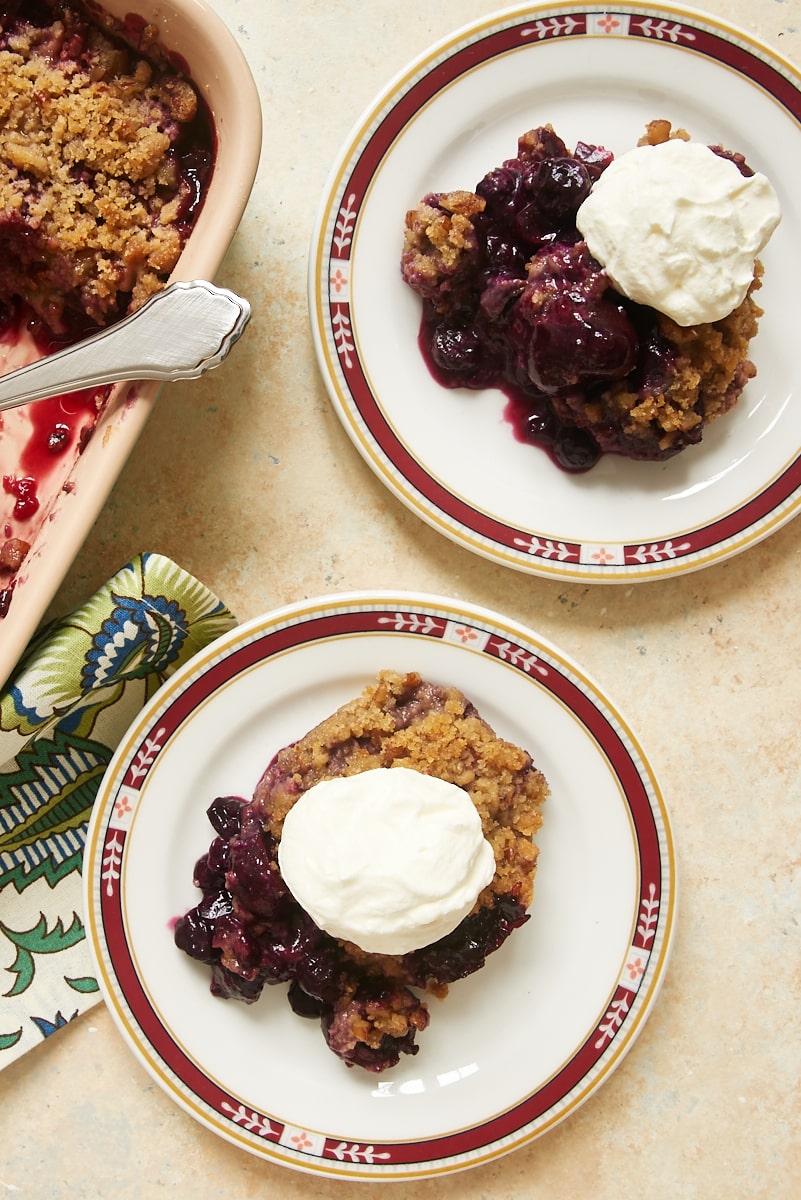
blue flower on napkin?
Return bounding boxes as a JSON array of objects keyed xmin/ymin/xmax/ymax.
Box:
[
  {"xmin": 1, "ymin": 555, "xmax": 234, "ymax": 742},
  {"xmin": 81, "ymin": 592, "xmax": 188, "ymax": 691},
  {"xmin": 30, "ymin": 1009, "xmax": 79, "ymax": 1039}
]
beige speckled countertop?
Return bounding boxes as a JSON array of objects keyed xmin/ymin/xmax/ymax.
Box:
[{"xmin": 1, "ymin": 0, "xmax": 800, "ymax": 1196}]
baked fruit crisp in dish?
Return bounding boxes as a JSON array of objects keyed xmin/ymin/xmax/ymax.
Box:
[
  {"xmin": 400, "ymin": 120, "xmax": 780, "ymax": 472},
  {"xmin": 174, "ymin": 670, "xmax": 549, "ymax": 1072},
  {"xmin": 0, "ymin": 0, "xmax": 213, "ymax": 612}
]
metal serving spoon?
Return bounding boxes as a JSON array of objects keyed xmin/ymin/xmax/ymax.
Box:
[{"xmin": 0, "ymin": 279, "xmax": 251, "ymax": 412}]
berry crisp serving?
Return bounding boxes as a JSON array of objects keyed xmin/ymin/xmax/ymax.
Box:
[
  {"xmin": 400, "ymin": 120, "xmax": 774, "ymax": 473},
  {"xmin": 174, "ymin": 670, "xmax": 549, "ymax": 1073}
]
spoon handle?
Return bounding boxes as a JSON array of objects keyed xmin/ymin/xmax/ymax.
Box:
[{"xmin": 0, "ymin": 280, "xmax": 251, "ymax": 412}]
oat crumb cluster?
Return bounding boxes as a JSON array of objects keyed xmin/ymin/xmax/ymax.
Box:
[{"xmin": 0, "ymin": 1, "xmax": 204, "ymax": 330}]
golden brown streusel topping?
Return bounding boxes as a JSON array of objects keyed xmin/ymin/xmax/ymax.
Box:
[
  {"xmin": 638, "ymin": 118, "xmax": 691, "ymax": 146},
  {"xmin": 586, "ymin": 267, "xmax": 763, "ymax": 453},
  {"xmin": 401, "ymin": 190, "xmax": 485, "ymax": 304},
  {"xmin": 327, "ymin": 982, "xmax": 430, "ymax": 1052},
  {"xmin": 0, "ymin": 5, "xmax": 201, "ymax": 329},
  {"xmin": 254, "ymin": 669, "xmax": 548, "ymax": 914}
]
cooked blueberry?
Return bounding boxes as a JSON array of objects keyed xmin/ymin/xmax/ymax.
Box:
[
  {"xmin": 225, "ymin": 826, "xmax": 288, "ymax": 918},
  {"xmin": 430, "ymin": 324, "xmax": 483, "ymax": 374},
  {"xmin": 173, "ymin": 908, "xmax": 219, "ymax": 964},
  {"xmin": 210, "ymin": 963, "xmax": 266, "ymax": 1003},
  {"xmin": 287, "ymin": 981, "xmax": 327, "ymax": 1019},
  {"xmin": 211, "ymin": 913, "xmax": 263, "ymax": 973},
  {"xmin": 513, "ymin": 200, "xmax": 555, "ymax": 248},
  {"xmin": 207, "ymin": 795, "xmax": 244, "ymax": 840},
  {"xmin": 484, "ymin": 232, "xmax": 527, "ymax": 274},
  {"xmin": 192, "ymin": 851, "xmax": 225, "ymax": 893},
  {"xmin": 403, "ymin": 897, "xmax": 529, "ymax": 987},
  {"xmin": 573, "ymin": 140, "xmax": 614, "ymax": 180},
  {"xmin": 476, "ymin": 165, "xmax": 521, "ymax": 218},
  {"xmin": 553, "ymin": 427, "xmax": 601, "ymax": 472},
  {"xmin": 528, "ymin": 158, "xmax": 592, "ymax": 221},
  {"xmin": 526, "ymin": 406, "xmax": 558, "ymax": 442},
  {"xmin": 205, "ymin": 835, "xmax": 230, "ymax": 877},
  {"xmin": 526, "ymin": 296, "xmax": 637, "ymax": 393}
]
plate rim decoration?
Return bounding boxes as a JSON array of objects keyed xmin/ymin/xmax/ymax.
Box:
[
  {"xmin": 308, "ymin": 0, "xmax": 801, "ymax": 582},
  {"xmin": 84, "ymin": 590, "xmax": 677, "ymax": 1180}
]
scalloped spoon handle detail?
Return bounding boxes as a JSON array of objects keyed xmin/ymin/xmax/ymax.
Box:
[{"xmin": 0, "ymin": 280, "xmax": 252, "ymax": 412}]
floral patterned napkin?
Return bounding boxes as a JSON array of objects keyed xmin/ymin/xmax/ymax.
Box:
[{"xmin": 0, "ymin": 553, "xmax": 236, "ymax": 1068}]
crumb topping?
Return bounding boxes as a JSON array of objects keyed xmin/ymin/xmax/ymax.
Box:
[
  {"xmin": 254, "ymin": 669, "xmax": 548, "ymax": 914},
  {"xmin": 0, "ymin": 2, "xmax": 207, "ymax": 330},
  {"xmin": 401, "ymin": 190, "xmax": 485, "ymax": 302},
  {"xmin": 598, "ymin": 272, "xmax": 762, "ymax": 451}
]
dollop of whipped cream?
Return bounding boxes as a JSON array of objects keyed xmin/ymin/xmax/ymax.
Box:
[
  {"xmin": 576, "ymin": 138, "xmax": 781, "ymax": 326},
  {"xmin": 277, "ymin": 767, "xmax": 496, "ymax": 955}
]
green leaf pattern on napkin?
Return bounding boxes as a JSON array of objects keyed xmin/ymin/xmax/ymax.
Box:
[
  {"xmin": 0, "ymin": 552, "xmax": 236, "ymax": 1067},
  {"xmin": 1, "ymin": 913, "xmax": 85, "ymax": 996},
  {"xmin": 0, "ymin": 729, "xmax": 111, "ymax": 890}
]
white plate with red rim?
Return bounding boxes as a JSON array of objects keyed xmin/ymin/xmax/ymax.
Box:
[
  {"xmin": 84, "ymin": 591, "xmax": 676, "ymax": 1180},
  {"xmin": 308, "ymin": 1, "xmax": 801, "ymax": 582}
]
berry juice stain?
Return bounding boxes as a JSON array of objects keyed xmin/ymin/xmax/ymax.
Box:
[
  {"xmin": 2, "ymin": 474, "xmax": 39, "ymax": 519},
  {"xmin": 21, "ymin": 386, "xmax": 102, "ymax": 474},
  {"xmin": 0, "ymin": 302, "xmax": 107, "ymax": 523}
]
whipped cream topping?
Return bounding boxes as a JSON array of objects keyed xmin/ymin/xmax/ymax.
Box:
[
  {"xmin": 576, "ymin": 138, "xmax": 781, "ymax": 326},
  {"xmin": 277, "ymin": 767, "xmax": 496, "ymax": 955}
]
